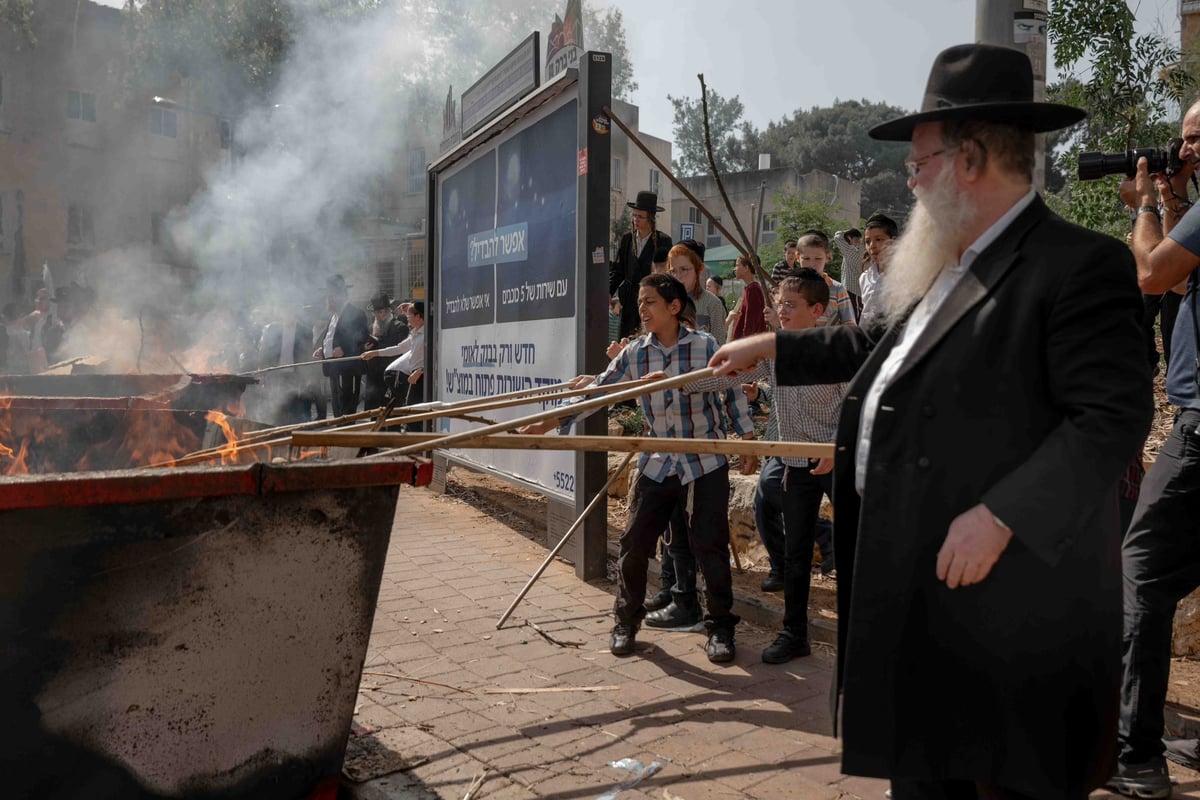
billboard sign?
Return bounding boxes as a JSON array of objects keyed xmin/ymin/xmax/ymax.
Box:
[
  {"xmin": 545, "ymin": 0, "xmax": 584, "ymax": 82},
  {"xmin": 461, "ymin": 33, "xmax": 540, "ymax": 138},
  {"xmin": 435, "ymin": 94, "xmax": 580, "ymax": 499}
]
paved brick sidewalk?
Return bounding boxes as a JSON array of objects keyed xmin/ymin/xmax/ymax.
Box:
[{"xmin": 346, "ymin": 483, "xmax": 885, "ymax": 800}]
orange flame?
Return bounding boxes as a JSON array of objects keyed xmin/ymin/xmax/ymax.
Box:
[
  {"xmin": 0, "ymin": 394, "xmax": 29, "ymax": 475},
  {"xmin": 205, "ymin": 410, "xmax": 241, "ymax": 465},
  {"xmin": 4, "ymin": 440, "xmax": 29, "ymax": 476}
]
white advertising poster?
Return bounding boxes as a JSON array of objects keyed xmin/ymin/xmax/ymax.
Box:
[{"xmin": 436, "ymin": 94, "xmax": 580, "ymax": 502}]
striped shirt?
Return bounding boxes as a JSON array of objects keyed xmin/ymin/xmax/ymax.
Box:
[
  {"xmin": 693, "ymin": 290, "xmax": 729, "ymax": 345},
  {"xmin": 834, "ymin": 231, "xmax": 865, "ymax": 295},
  {"xmin": 687, "ymin": 360, "xmax": 845, "ymax": 468},
  {"xmin": 817, "ymin": 278, "xmax": 856, "ymax": 327},
  {"xmin": 559, "ymin": 325, "xmax": 755, "ymax": 484}
]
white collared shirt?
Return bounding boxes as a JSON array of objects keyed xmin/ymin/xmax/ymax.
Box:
[{"xmin": 855, "ymin": 188, "xmax": 1036, "ymax": 493}]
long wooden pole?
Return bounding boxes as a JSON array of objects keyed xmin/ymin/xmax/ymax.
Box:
[
  {"xmin": 291, "ymin": 431, "xmax": 834, "ymax": 460},
  {"xmin": 359, "ymin": 368, "xmax": 719, "ymax": 458},
  {"xmin": 603, "ymin": 105, "xmax": 776, "ymax": 288},
  {"xmin": 495, "ymin": 451, "xmax": 637, "ymax": 630}
]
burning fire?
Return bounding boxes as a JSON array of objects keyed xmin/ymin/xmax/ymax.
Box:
[
  {"xmin": 205, "ymin": 410, "xmax": 242, "ymax": 465},
  {"xmin": 0, "ymin": 394, "xmax": 30, "ymax": 476}
]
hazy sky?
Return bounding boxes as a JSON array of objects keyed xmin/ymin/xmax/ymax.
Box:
[
  {"xmin": 604, "ymin": 0, "xmax": 1182, "ymax": 141},
  {"xmin": 92, "ymin": 0, "xmax": 1182, "ymax": 144}
]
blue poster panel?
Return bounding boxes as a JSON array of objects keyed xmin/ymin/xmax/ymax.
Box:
[
  {"xmin": 495, "ymin": 100, "xmax": 577, "ymax": 323},
  {"xmin": 440, "ymin": 154, "xmax": 497, "ymax": 329}
]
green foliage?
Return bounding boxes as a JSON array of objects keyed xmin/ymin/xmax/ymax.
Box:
[
  {"xmin": 583, "ymin": 5, "xmax": 636, "ymax": 101},
  {"xmin": 668, "ymin": 88, "xmax": 760, "ymax": 176},
  {"xmin": 610, "ymin": 206, "xmax": 630, "ymax": 251},
  {"xmin": 757, "ymin": 100, "xmax": 914, "ymax": 218},
  {"xmin": 0, "ymin": 0, "xmax": 33, "ymax": 46},
  {"xmin": 612, "ymin": 405, "xmax": 646, "ymax": 436},
  {"xmin": 758, "ymin": 193, "xmax": 854, "ymax": 280},
  {"xmin": 1047, "ymin": 0, "xmax": 1191, "ymax": 236}
]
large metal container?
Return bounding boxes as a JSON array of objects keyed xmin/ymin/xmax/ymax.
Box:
[{"xmin": 0, "ymin": 459, "xmax": 429, "ymax": 799}]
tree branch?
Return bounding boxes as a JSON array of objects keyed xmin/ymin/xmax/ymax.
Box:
[{"xmin": 698, "ymin": 74, "xmax": 761, "ymax": 277}]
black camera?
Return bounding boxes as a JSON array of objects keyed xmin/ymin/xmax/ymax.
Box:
[{"xmin": 1077, "ymin": 138, "xmax": 1186, "ymax": 181}]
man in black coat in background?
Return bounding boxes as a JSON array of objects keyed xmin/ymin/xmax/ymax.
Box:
[
  {"xmin": 710, "ymin": 45, "xmax": 1153, "ymax": 799},
  {"xmin": 313, "ymin": 274, "xmax": 370, "ymax": 418},
  {"xmin": 362, "ymin": 291, "xmax": 408, "ymax": 410},
  {"xmin": 609, "ymin": 191, "xmax": 672, "ymax": 339}
]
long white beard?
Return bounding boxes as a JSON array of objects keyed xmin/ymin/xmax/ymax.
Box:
[{"xmin": 878, "ymin": 167, "xmax": 976, "ymax": 323}]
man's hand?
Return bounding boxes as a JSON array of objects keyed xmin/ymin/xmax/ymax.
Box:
[
  {"xmin": 742, "ymin": 382, "xmax": 759, "ymax": 403},
  {"xmin": 362, "ymin": 350, "xmax": 379, "ymax": 361},
  {"xmin": 935, "ymin": 503, "xmax": 1013, "ymax": 589},
  {"xmin": 518, "ymin": 418, "xmax": 562, "ymax": 435},
  {"xmin": 763, "ymin": 304, "xmax": 780, "ymax": 330},
  {"xmin": 606, "ymin": 338, "xmax": 629, "ymax": 360},
  {"xmin": 709, "ymin": 332, "xmax": 776, "ymax": 377},
  {"xmin": 1119, "ymin": 157, "xmax": 1159, "ymax": 211},
  {"xmin": 332, "ymin": 346, "xmax": 344, "ymax": 358},
  {"xmin": 313, "ymin": 347, "xmax": 323, "ymax": 360},
  {"xmin": 810, "ymin": 456, "xmax": 834, "ymax": 476},
  {"xmin": 567, "ymin": 374, "xmax": 594, "ymax": 390},
  {"xmin": 738, "ymin": 432, "xmax": 757, "ymax": 475},
  {"xmin": 408, "ymin": 368, "xmax": 422, "ymax": 385}
]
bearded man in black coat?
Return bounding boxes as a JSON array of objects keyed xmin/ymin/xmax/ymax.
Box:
[
  {"xmin": 710, "ymin": 45, "xmax": 1153, "ymax": 800},
  {"xmin": 313, "ymin": 274, "xmax": 370, "ymax": 418}
]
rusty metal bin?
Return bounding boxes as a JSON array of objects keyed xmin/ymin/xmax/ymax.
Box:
[{"xmin": 0, "ymin": 459, "xmax": 426, "ymax": 799}]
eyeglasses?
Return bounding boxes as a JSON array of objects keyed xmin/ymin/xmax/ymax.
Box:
[
  {"xmin": 631, "ymin": 213, "xmax": 650, "ymax": 221},
  {"xmin": 904, "ymin": 148, "xmax": 947, "ymax": 180},
  {"xmin": 668, "ymin": 264, "xmax": 695, "ymax": 273},
  {"xmin": 776, "ymin": 301, "xmax": 804, "ymax": 312}
]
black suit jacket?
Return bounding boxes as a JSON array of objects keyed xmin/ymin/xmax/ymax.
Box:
[
  {"xmin": 773, "ymin": 196, "xmax": 1153, "ymax": 797},
  {"xmin": 609, "ymin": 230, "xmax": 671, "ymax": 338},
  {"xmin": 322, "ymin": 301, "xmax": 371, "ymax": 377}
]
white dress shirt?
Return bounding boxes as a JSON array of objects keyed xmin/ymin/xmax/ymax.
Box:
[
  {"xmin": 375, "ymin": 324, "xmax": 424, "ymax": 376},
  {"xmin": 855, "ymin": 189, "xmax": 1036, "ymax": 493}
]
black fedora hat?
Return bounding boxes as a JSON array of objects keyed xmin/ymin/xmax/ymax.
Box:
[
  {"xmin": 368, "ymin": 291, "xmax": 393, "ymax": 311},
  {"xmin": 868, "ymin": 44, "xmax": 1086, "ymax": 142},
  {"xmin": 326, "ymin": 274, "xmax": 352, "ymax": 292},
  {"xmin": 627, "ymin": 191, "xmax": 663, "ymax": 213}
]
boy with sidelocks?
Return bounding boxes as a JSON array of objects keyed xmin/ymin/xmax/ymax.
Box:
[{"xmin": 523, "ymin": 273, "xmax": 757, "ymax": 663}]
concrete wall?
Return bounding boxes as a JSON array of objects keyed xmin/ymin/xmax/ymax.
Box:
[{"xmin": 668, "ymin": 166, "xmax": 861, "ymax": 249}]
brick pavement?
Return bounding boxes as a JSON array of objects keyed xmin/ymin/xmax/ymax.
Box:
[
  {"xmin": 346, "ymin": 483, "xmax": 880, "ymax": 800},
  {"xmin": 346, "ymin": 484, "xmax": 1200, "ymax": 800}
]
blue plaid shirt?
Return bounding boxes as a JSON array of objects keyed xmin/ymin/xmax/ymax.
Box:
[{"xmin": 560, "ymin": 325, "xmax": 755, "ymax": 484}]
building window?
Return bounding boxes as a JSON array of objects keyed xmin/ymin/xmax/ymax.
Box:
[
  {"xmin": 406, "ymin": 148, "xmax": 426, "ymax": 195},
  {"xmin": 151, "ymin": 107, "xmax": 177, "ymax": 138},
  {"xmin": 67, "ymin": 90, "xmax": 97, "ymax": 122},
  {"xmin": 219, "ymin": 119, "xmax": 232, "ymax": 150},
  {"xmin": 688, "ymin": 206, "xmax": 699, "ymax": 224},
  {"xmin": 649, "ymin": 169, "xmax": 660, "ymax": 195},
  {"xmin": 706, "ymin": 215, "xmax": 722, "ymax": 249},
  {"xmin": 68, "ymin": 204, "xmax": 95, "ymax": 246},
  {"xmin": 612, "ymin": 157, "xmax": 623, "ymax": 190}
]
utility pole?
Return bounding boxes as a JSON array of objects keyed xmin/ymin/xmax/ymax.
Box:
[{"xmin": 976, "ymin": 0, "xmax": 1048, "ymax": 190}]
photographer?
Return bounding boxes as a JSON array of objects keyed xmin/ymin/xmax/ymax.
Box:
[{"xmin": 1112, "ymin": 101, "xmax": 1200, "ymax": 799}]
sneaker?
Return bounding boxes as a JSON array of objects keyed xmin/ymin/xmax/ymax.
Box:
[
  {"xmin": 645, "ymin": 600, "xmax": 703, "ymax": 629},
  {"xmin": 644, "ymin": 588, "xmax": 673, "ymax": 612},
  {"xmin": 760, "ymin": 573, "xmax": 784, "ymax": 593},
  {"xmin": 1106, "ymin": 756, "xmax": 1172, "ymax": 799},
  {"xmin": 761, "ymin": 630, "xmax": 812, "ymax": 664},
  {"xmin": 705, "ymin": 625, "xmax": 736, "ymax": 663},
  {"xmin": 610, "ymin": 622, "xmax": 638, "ymax": 656}
]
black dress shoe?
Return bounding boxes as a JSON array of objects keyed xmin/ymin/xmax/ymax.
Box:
[
  {"xmin": 644, "ymin": 600, "xmax": 703, "ymax": 628},
  {"xmin": 760, "ymin": 573, "xmax": 784, "ymax": 592},
  {"xmin": 610, "ymin": 622, "xmax": 638, "ymax": 656},
  {"xmin": 705, "ymin": 625, "xmax": 736, "ymax": 663},
  {"xmin": 644, "ymin": 588, "xmax": 673, "ymax": 612},
  {"xmin": 761, "ymin": 630, "xmax": 812, "ymax": 664}
]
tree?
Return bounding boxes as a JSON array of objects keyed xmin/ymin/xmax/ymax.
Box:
[
  {"xmin": 669, "ymin": 88, "xmax": 760, "ymax": 176},
  {"xmin": 583, "ymin": 5, "xmax": 636, "ymax": 101},
  {"xmin": 759, "ymin": 193, "xmax": 855, "ymax": 281},
  {"xmin": 0, "ymin": 0, "xmax": 34, "ymax": 46},
  {"xmin": 1046, "ymin": 0, "xmax": 1191, "ymax": 238},
  {"xmin": 757, "ymin": 100, "xmax": 914, "ymax": 219}
]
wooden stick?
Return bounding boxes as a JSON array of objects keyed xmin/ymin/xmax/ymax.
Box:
[
  {"xmin": 699, "ymin": 73, "xmax": 756, "ymax": 260},
  {"xmin": 462, "ymin": 771, "xmax": 487, "ymax": 800},
  {"xmin": 360, "ymin": 671, "xmax": 474, "ymax": 694},
  {"xmin": 291, "ymin": 431, "xmax": 834, "ymax": 460},
  {"xmin": 351, "ymin": 369, "xmax": 720, "ymax": 458},
  {"xmin": 604, "ymin": 105, "xmax": 777, "ymax": 288},
  {"xmin": 238, "ymin": 353, "xmax": 364, "ymax": 377},
  {"xmin": 496, "ymin": 451, "xmax": 636, "ymax": 629}
]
